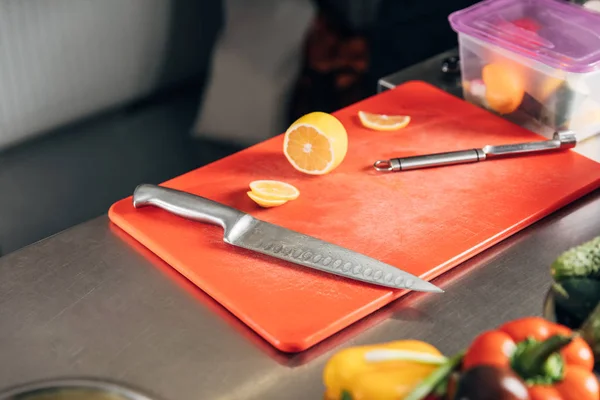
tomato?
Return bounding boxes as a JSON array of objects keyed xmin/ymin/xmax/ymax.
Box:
[
  {"xmin": 562, "ymin": 337, "xmax": 595, "ymax": 372},
  {"xmin": 551, "ymin": 325, "xmax": 595, "ymax": 371},
  {"xmin": 463, "ymin": 317, "xmax": 598, "ymax": 400},
  {"xmin": 528, "ymin": 385, "xmax": 562, "ymax": 400},
  {"xmin": 554, "ymin": 365, "xmax": 600, "ymax": 400},
  {"xmin": 462, "ymin": 330, "xmax": 516, "ymax": 370},
  {"xmin": 499, "ymin": 317, "xmax": 553, "ymax": 342}
]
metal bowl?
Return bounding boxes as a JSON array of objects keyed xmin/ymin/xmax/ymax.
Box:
[
  {"xmin": 0, "ymin": 379, "xmax": 157, "ymax": 400},
  {"xmin": 542, "ymin": 286, "xmax": 592, "ymax": 329},
  {"xmin": 542, "ymin": 287, "xmax": 558, "ymax": 323}
]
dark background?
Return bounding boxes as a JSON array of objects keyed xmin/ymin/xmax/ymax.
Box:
[{"xmin": 0, "ymin": 0, "xmax": 477, "ymax": 256}]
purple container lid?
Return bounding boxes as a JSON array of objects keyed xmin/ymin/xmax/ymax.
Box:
[{"xmin": 449, "ymin": 0, "xmax": 600, "ymax": 73}]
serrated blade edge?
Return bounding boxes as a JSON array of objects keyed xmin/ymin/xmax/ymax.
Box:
[{"xmin": 225, "ymin": 217, "xmax": 442, "ymax": 293}]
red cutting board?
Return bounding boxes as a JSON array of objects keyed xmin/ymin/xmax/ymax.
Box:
[{"xmin": 109, "ymin": 81, "xmax": 600, "ymax": 353}]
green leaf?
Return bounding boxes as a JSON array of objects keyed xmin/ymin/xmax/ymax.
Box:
[{"xmin": 405, "ymin": 351, "xmax": 465, "ymax": 400}]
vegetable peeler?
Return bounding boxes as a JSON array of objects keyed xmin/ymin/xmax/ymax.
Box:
[{"xmin": 373, "ymin": 131, "xmax": 577, "ymax": 172}]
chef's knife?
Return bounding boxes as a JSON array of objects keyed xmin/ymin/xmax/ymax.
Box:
[
  {"xmin": 132, "ymin": 184, "xmax": 442, "ymax": 293},
  {"xmin": 373, "ymin": 130, "xmax": 577, "ymax": 172}
]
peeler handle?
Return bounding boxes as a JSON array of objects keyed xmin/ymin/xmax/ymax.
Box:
[{"xmin": 374, "ymin": 149, "xmax": 486, "ymax": 172}]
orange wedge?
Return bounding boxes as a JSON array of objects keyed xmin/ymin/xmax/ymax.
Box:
[
  {"xmin": 247, "ymin": 191, "xmax": 287, "ymax": 208},
  {"xmin": 358, "ymin": 111, "xmax": 411, "ymax": 131},
  {"xmin": 283, "ymin": 112, "xmax": 348, "ymax": 175},
  {"xmin": 249, "ymin": 180, "xmax": 300, "ymax": 201}
]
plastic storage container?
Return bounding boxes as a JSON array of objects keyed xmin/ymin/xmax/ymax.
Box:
[{"xmin": 449, "ymin": 0, "xmax": 600, "ymax": 141}]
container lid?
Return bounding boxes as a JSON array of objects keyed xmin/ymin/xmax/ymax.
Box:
[{"xmin": 449, "ymin": 0, "xmax": 600, "ymax": 73}]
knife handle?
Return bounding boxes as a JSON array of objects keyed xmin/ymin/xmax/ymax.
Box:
[
  {"xmin": 374, "ymin": 149, "xmax": 486, "ymax": 172},
  {"xmin": 132, "ymin": 184, "xmax": 244, "ymax": 230}
]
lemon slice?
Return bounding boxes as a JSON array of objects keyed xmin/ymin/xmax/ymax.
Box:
[
  {"xmin": 358, "ymin": 111, "xmax": 411, "ymax": 131},
  {"xmin": 249, "ymin": 180, "xmax": 300, "ymax": 201},
  {"xmin": 247, "ymin": 191, "xmax": 287, "ymax": 208},
  {"xmin": 283, "ymin": 112, "xmax": 348, "ymax": 175}
]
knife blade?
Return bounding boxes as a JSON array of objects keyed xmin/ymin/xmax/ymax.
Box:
[{"xmin": 132, "ymin": 184, "xmax": 442, "ymax": 293}]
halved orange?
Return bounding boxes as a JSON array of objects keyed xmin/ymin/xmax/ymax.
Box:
[
  {"xmin": 358, "ymin": 111, "xmax": 411, "ymax": 131},
  {"xmin": 482, "ymin": 62, "xmax": 525, "ymax": 115},
  {"xmin": 283, "ymin": 112, "xmax": 348, "ymax": 175},
  {"xmin": 247, "ymin": 191, "xmax": 287, "ymax": 208},
  {"xmin": 249, "ymin": 180, "xmax": 300, "ymax": 201}
]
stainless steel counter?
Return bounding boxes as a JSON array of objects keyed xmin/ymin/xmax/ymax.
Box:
[{"xmin": 2, "ymin": 53, "xmax": 600, "ymax": 400}]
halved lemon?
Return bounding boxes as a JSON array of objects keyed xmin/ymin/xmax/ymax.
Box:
[
  {"xmin": 358, "ymin": 111, "xmax": 411, "ymax": 131},
  {"xmin": 247, "ymin": 191, "xmax": 287, "ymax": 208},
  {"xmin": 249, "ymin": 180, "xmax": 300, "ymax": 201},
  {"xmin": 283, "ymin": 112, "xmax": 348, "ymax": 175}
]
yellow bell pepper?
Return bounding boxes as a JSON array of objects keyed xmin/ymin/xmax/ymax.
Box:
[{"xmin": 323, "ymin": 340, "xmax": 445, "ymax": 400}]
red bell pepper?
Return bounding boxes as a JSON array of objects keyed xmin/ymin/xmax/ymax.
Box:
[{"xmin": 462, "ymin": 317, "xmax": 598, "ymax": 400}]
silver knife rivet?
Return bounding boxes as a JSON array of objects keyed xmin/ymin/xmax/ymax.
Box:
[
  {"xmin": 384, "ymin": 273, "xmax": 393, "ymax": 282},
  {"xmin": 322, "ymin": 257, "xmax": 332, "ymax": 266},
  {"xmin": 363, "ymin": 267, "xmax": 373, "ymax": 277},
  {"xmin": 373, "ymin": 270, "xmax": 383, "ymax": 280},
  {"xmin": 303, "ymin": 252, "xmax": 313, "ymax": 260},
  {"xmin": 332, "ymin": 260, "xmax": 342, "ymax": 269},
  {"xmin": 352, "ymin": 265, "xmax": 362, "ymax": 275},
  {"xmin": 313, "ymin": 254, "xmax": 322, "ymax": 263},
  {"xmin": 293, "ymin": 249, "xmax": 303, "ymax": 258},
  {"xmin": 405, "ymin": 279, "xmax": 414, "ymax": 288},
  {"xmin": 342, "ymin": 262, "xmax": 352, "ymax": 272},
  {"xmin": 273, "ymin": 244, "xmax": 283, "ymax": 253},
  {"xmin": 395, "ymin": 277, "xmax": 405, "ymax": 287}
]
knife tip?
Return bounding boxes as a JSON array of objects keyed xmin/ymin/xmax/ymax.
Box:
[{"xmin": 412, "ymin": 280, "xmax": 444, "ymax": 293}]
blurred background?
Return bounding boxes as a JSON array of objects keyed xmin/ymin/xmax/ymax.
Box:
[{"xmin": 0, "ymin": 0, "xmax": 520, "ymax": 255}]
